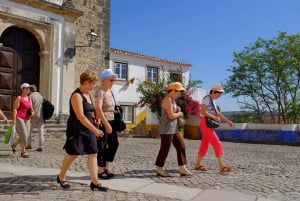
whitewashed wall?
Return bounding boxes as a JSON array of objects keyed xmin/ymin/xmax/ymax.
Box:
[
  {"xmin": 110, "ymin": 52, "xmax": 191, "ymax": 105},
  {"xmin": 109, "ymin": 50, "xmax": 193, "ymax": 125}
]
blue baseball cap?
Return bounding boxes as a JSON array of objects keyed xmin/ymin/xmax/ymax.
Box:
[{"xmin": 100, "ymin": 69, "xmax": 116, "ymax": 81}]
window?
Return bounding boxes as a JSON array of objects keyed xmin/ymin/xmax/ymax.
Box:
[
  {"xmin": 114, "ymin": 62, "xmax": 128, "ymax": 81},
  {"xmin": 121, "ymin": 105, "xmax": 133, "ymax": 123},
  {"xmin": 147, "ymin": 66, "xmax": 158, "ymax": 83},
  {"xmin": 170, "ymin": 72, "xmax": 182, "ymax": 83}
]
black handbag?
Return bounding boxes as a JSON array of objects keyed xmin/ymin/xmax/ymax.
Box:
[
  {"xmin": 112, "ymin": 93, "xmax": 126, "ymax": 132},
  {"xmin": 205, "ymin": 95, "xmax": 220, "ymax": 128},
  {"xmin": 27, "ymin": 108, "xmax": 32, "ymax": 116},
  {"xmin": 114, "ymin": 105, "xmax": 126, "ymax": 132},
  {"xmin": 205, "ymin": 117, "xmax": 220, "ymax": 128}
]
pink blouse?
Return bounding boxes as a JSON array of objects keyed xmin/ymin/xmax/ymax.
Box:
[{"xmin": 16, "ymin": 96, "xmax": 31, "ymax": 120}]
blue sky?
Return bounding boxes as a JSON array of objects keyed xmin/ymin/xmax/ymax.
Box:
[{"xmin": 110, "ymin": 0, "xmax": 300, "ymax": 111}]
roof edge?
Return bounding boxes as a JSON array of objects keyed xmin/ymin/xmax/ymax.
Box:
[{"xmin": 110, "ymin": 48, "xmax": 193, "ymax": 67}]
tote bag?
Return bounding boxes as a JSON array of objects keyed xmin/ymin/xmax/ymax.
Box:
[
  {"xmin": 8, "ymin": 125, "xmax": 17, "ymax": 146},
  {"xmin": 4, "ymin": 125, "xmax": 13, "ymax": 144},
  {"xmin": 4, "ymin": 125, "xmax": 16, "ymax": 145}
]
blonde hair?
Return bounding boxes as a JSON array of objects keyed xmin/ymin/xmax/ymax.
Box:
[{"xmin": 80, "ymin": 70, "xmax": 99, "ymax": 84}]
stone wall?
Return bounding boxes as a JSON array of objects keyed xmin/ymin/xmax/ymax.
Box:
[{"xmin": 72, "ymin": 0, "xmax": 110, "ymax": 85}]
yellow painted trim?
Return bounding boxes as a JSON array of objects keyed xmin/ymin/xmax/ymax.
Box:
[
  {"xmin": 136, "ymin": 109, "xmax": 146, "ymax": 125},
  {"xmin": 184, "ymin": 125, "xmax": 199, "ymax": 139},
  {"xmin": 125, "ymin": 123, "xmax": 135, "ymax": 130},
  {"xmin": 145, "ymin": 124, "xmax": 160, "ymax": 138}
]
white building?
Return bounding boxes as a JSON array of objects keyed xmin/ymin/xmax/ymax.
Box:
[{"xmin": 109, "ymin": 48, "xmax": 205, "ymax": 137}]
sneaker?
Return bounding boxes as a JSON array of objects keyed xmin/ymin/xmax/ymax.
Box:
[{"xmin": 36, "ymin": 148, "xmax": 43, "ymax": 152}]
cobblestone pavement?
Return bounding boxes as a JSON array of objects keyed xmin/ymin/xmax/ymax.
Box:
[{"xmin": 0, "ymin": 133, "xmax": 299, "ymax": 201}]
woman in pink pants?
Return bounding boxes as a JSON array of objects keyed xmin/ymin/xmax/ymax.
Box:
[{"xmin": 194, "ymin": 84, "xmax": 234, "ymax": 174}]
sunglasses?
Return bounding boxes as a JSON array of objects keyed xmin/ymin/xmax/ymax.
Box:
[{"xmin": 213, "ymin": 91, "xmax": 223, "ymax": 94}]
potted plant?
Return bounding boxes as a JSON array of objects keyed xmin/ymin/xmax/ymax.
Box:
[{"xmin": 135, "ymin": 81, "xmax": 201, "ymax": 128}]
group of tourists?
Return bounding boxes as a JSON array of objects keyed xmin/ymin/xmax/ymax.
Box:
[
  {"xmin": 57, "ymin": 69, "xmax": 120, "ymax": 191},
  {"xmin": 155, "ymin": 82, "xmax": 234, "ymax": 178},
  {"xmin": 55, "ymin": 68, "xmax": 234, "ymax": 192},
  {"xmin": 0, "ymin": 68, "xmax": 234, "ymax": 192}
]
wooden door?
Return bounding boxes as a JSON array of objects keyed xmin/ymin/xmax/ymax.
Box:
[
  {"xmin": 0, "ymin": 27, "xmax": 40, "ymax": 119},
  {"xmin": 0, "ymin": 46, "xmax": 17, "ymax": 119}
]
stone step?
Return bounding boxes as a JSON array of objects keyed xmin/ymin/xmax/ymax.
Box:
[
  {"xmin": 0, "ymin": 121, "xmax": 67, "ymax": 135},
  {"xmin": 44, "ymin": 124, "xmax": 66, "ymax": 128}
]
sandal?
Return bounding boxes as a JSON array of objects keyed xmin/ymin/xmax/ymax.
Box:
[
  {"xmin": 11, "ymin": 145, "xmax": 16, "ymax": 154},
  {"xmin": 220, "ymin": 166, "xmax": 232, "ymax": 174},
  {"xmin": 156, "ymin": 170, "xmax": 171, "ymax": 177},
  {"xmin": 57, "ymin": 176, "xmax": 71, "ymax": 189},
  {"xmin": 104, "ymin": 169, "xmax": 115, "ymax": 178},
  {"xmin": 179, "ymin": 170, "xmax": 193, "ymax": 177},
  {"xmin": 194, "ymin": 165, "xmax": 208, "ymax": 171},
  {"xmin": 98, "ymin": 171, "xmax": 110, "ymax": 179},
  {"xmin": 21, "ymin": 152, "xmax": 30, "ymax": 158},
  {"xmin": 90, "ymin": 182, "xmax": 108, "ymax": 191}
]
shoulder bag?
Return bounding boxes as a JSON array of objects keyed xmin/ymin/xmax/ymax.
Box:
[
  {"xmin": 111, "ymin": 92, "xmax": 126, "ymax": 132},
  {"xmin": 205, "ymin": 96, "xmax": 220, "ymax": 128}
]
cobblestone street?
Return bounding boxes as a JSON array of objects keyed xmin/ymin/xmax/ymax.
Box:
[{"xmin": 0, "ymin": 133, "xmax": 299, "ymax": 201}]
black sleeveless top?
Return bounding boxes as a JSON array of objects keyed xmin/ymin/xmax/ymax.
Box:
[{"xmin": 64, "ymin": 88, "xmax": 98, "ymax": 155}]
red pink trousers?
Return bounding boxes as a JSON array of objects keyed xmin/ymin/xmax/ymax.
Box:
[{"xmin": 198, "ymin": 117, "xmax": 224, "ymax": 157}]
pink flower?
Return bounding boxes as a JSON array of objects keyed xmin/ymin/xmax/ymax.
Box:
[{"xmin": 151, "ymin": 97, "xmax": 157, "ymax": 104}]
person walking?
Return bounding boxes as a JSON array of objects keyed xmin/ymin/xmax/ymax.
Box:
[
  {"xmin": 57, "ymin": 70, "xmax": 108, "ymax": 191},
  {"xmin": 11, "ymin": 83, "xmax": 34, "ymax": 157},
  {"xmin": 94, "ymin": 69, "xmax": 119, "ymax": 179},
  {"xmin": 194, "ymin": 83, "xmax": 234, "ymax": 174},
  {"xmin": 28, "ymin": 85, "xmax": 45, "ymax": 152},
  {"xmin": 0, "ymin": 109, "xmax": 9, "ymax": 124},
  {"xmin": 155, "ymin": 82, "xmax": 192, "ymax": 177}
]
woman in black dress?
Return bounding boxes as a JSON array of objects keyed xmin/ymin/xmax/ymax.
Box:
[{"xmin": 57, "ymin": 70, "xmax": 108, "ymax": 191}]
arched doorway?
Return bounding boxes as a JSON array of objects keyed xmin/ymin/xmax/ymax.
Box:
[{"xmin": 0, "ymin": 27, "xmax": 40, "ymax": 118}]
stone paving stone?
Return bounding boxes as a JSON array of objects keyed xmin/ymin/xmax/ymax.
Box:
[
  {"xmin": 136, "ymin": 182, "xmax": 201, "ymax": 200},
  {"xmin": 190, "ymin": 190, "xmax": 257, "ymax": 201},
  {"xmin": 0, "ymin": 135, "xmax": 299, "ymax": 201}
]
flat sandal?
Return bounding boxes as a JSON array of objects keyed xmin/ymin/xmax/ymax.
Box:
[
  {"xmin": 11, "ymin": 145, "xmax": 17, "ymax": 154},
  {"xmin": 21, "ymin": 152, "xmax": 30, "ymax": 158},
  {"xmin": 220, "ymin": 166, "xmax": 232, "ymax": 174},
  {"xmin": 194, "ymin": 165, "xmax": 208, "ymax": 171},
  {"xmin": 156, "ymin": 170, "xmax": 171, "ymax": 177}
]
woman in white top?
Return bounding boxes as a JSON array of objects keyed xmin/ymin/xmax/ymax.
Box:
[{"xmin": 194, "ymin": 84, "xmax": 234, "ymax": 174}]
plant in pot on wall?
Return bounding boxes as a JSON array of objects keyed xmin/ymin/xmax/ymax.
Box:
[
  {"xmin": 134, "ymin": 79, "xmax": 201, "ymax": 134},
  {"xmin": 134, "ymin": 79, "xmax": 166, "ymax": 119}
]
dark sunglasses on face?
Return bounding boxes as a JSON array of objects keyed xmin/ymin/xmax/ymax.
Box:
[{"xmin": 213, "ymin": 91, "xmax": 223, "ymax": 94}]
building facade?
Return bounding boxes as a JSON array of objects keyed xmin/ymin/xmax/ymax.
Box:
[
  {"xmin": 109, "ymin": 48, "xmax": 205, "ymax": 136},
  {"xmin": 0, "ymin": 0, "xmax": 110, "ymax": 119}
]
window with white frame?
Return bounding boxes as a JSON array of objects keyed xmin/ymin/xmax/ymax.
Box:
[
  {"xmin": 147, "ymin": 66, "xmax": 158, "ymax": 83},
  {"xmin": 121, "ymin": 105, "xmax": 133, "ymax": 123},
  {"xmin": 114, "ymin": 62, "xmax": 128, "ymax": 81}
]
